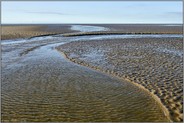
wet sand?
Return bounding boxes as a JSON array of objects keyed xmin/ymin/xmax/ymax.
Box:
[
  {"xmin": 1, "ymin": 24, "xmax": 78, "ymax": 40},
  {"xmin": 1, "ymin": 34, "xmax": 171, "ymax": 122},
  {"xmin": 1, "ymin": 24, "xmax": 183, "ymax": 122},
  {"xmin": 57, "ymin": 37, "xmax": 183, "ymax": 122},
  {"xmin": 2, "ymin": 24, "xmax": 182, "ymax": 40},
  {"xmin": 90, "ymin": 24, "xmax": 183, "ymax": 34}
]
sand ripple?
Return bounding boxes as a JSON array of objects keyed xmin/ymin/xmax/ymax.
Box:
[
  {"xmin": 2, "ymin": 39, "xmax": 169, "ymax": 122},
  {"xmin": 57, "ymin": 37, "xmax": 183, "ymax": 122}
]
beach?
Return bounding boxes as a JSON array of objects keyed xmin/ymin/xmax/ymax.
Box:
[
  {"xmin": 1, "ymin": 24, "xmax": 78, "ymax": 40},
  {"xmin": 57, "ymin": 36, "xmax": 183, "ymax": 121},
  {"xmin": 1, "ymin": 24, "xmax": 183, "ymax": 122},
  {"xmin": 2, "ymin": 24, "xmax": 182, "ymax": 40}
]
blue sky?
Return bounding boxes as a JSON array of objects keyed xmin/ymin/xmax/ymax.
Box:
[{"xmin": 2, "ymin": 1, "xmax": 183, "ymax": 24}]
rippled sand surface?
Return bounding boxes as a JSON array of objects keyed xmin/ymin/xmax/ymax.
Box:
[
  {"xmin": 1, "ymin": 36, "xmax": 170, "ymax": 122},
  {"xmin": 57, "ymin": 37, "xmax": 183, "ymax": 122},
  {"xmin": 1, "ymin": 25, "xmax": 77, "ymax": 40}
]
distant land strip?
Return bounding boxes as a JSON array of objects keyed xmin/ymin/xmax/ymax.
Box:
[{"xmin": 61, "ymin": 31, "xmax": 182, "ymax": 37}]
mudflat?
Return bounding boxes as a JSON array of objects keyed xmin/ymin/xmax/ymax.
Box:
[
  {"xmin": 57, "ymin": 37, "xmax": 183, "ymax": 122},
  {"xmin": 1, "ymin": 24, "xmax": 78, "ymax": 40},
  {"xmin": 1, "ymin": 24, "xmax": 183, "ymax": 122},
  {"xmin": 2, "ymin": 24, "xmax": 182, "ymax": 40}
]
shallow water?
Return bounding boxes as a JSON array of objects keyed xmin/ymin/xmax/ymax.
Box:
[
  {"xmin": 1, "ymin": 34, "xmax": 174, "ymax": 122},
  {"xmin": 71, "ymin": 25, "xmax": 109, "ymax": 32},
  {"xmin": 1, "ymin": 36, "xmax": 53, "ymax": 45},
  {"xmin": 2, "ymin": 34, "xmax": 182, "ymax": 45},
  {"xmin": 58, "ymin": 37, "xmax": 183, "ymax": 121},
  {"xmin": 161, "ymin": 24, "xmax": 183, "ymax": 27},
  {"xmin": 156, "ymin": 47, "xmax": 183, "ymax": 57},
  {"xmin": 71, "ymin": 34, "xmax": 182, "ymax": 41}
]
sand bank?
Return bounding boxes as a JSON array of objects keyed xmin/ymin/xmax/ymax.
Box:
[
  {"xmin": 57, "ymin": 37, "xmax": 183, "ymax": 122},
  {"xmin": 2, "ymin": 24, "xmax": 182, "ymax": 40},
  {"xmin": 1, "ymin": 24, "xmax": 77, "ymax": 40},
  {"xmin": 2, "ymin": 36, "xmax": 170, "ymax": 122}
]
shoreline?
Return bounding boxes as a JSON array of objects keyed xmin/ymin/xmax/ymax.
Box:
[
  {"xmin": 56, "ymin": 36, "xmax": 183, "ymax": 122},
  {"xmin": 58, "ymin": 49, "xmax": 172, "ymax": 122},
  {"xmin": 2, "ymin": 24, "xmax": 182, "ymax": 40},
  {"xmin": 2, "ymin": 24, "xmax": 182, "ymax": 121},
  {"xmin": 2, "ymin": 31, "xmax": 182, "ymax": 41},
  {"xmin": 61, "ymin": 31, "xmax": 182, "ymax": 37},
  {"xmin": 2, "ymin": 38, "xmax": 170, "ymax": 122},
  {"xmin": 2, "ymin": 31, "xmax": 182, "ymax": 121},
  {"xmin": 1, "ymin": 25, "xmax": 78, "ymax": 40}
]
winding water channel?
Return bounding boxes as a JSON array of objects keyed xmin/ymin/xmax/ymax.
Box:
[{"xmin": 2, "ymin": 25, "xmax": 182, "ymax": 121}]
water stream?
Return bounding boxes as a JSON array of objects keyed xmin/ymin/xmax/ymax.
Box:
[{"xmin": 2, "ymin": 26, "xmax": 182, "ymax": 121}]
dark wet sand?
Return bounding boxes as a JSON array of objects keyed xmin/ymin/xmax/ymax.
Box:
[
  {"xmin": 2, "ymin": 24, "xmax": 182, "ymax": 40},
  {"xmin": 57, "ymin": 37, "xmax": 183, "ymax": 122},
  {"xmin": 1, "ymin": 35, "xmax": 170, "ymax": 122},
  {"xmin": 90, "ymin": 24, "xmax": 183, "ymax": 34},
  {"xmin": 1, "ymin": 24, "xmax": 183, "ymax": 122},
  {"xmin": 1, "ymin": 24, "xmax": 78, "ymax": 40}
]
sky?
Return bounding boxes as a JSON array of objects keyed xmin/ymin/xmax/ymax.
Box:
[{"xmin": 2, "ymin": 1, "xmax": 183, "ymax": 24}]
